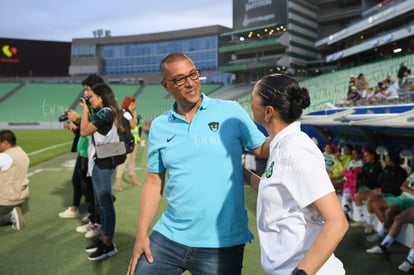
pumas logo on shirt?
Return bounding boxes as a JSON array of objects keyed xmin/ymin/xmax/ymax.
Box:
[
  {"xmin": 265, "ymin": 161, "xmax": 274, "ymax": 178},
  {"xmin": 208, "ymin": 122, "xmax": 219, "ymax": 132}
]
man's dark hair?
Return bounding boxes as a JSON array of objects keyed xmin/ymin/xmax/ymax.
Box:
[
  {"xmin": 0, "ymin": 130, "xmax": 16, "ymax": 146},
  {"xmin": 81, "ymin": 74, "xmax": 105, "ymax": 87}
]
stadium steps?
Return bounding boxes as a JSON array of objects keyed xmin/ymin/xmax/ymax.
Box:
[{"xmin": 0, "ymin": 81, "xmax": 26, "ymax": 104}]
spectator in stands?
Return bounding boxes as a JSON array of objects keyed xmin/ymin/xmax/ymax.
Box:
[
  {"xmin": 363, "ymin": 87, "xmax": 374, "ymax": 101},
  {"xmin": 347, "ymin": 75, "xmax": 356, "ymax": 98},
  {"xmin": 382, "ymin": 78, "xmax": 399, "ymax": 100},
  {"xmin": 127, "ymin": 53, "xmax": 269, "ymax": 275},
  {"xmin": 113, "ymin": 96, "xmax": 141, "ymax": 191},
  {"xmin": 398, "ymin": 62, "xmax": 408, "ymax": 83},
  {"xmin": 247, "ymin": 73, "xmax": 348, "ymax": 275},
  {"xmin": 350, "ymin": 147, "xmax": 383, "ymax": 227},
  {"xmin": 355, "ymin": 152, "xmax": 407, "ymax": 234},
  {"xmin": 0, "ymin": 130, "xmax": 29, "ymax": 231},
  {"xmin": 369, "ymin": 82, "xmax": 386, "ymax": 102},
  {"xmin": 59, "ymin": 74, "xmax": 104, "ymax": 240},
  {"xmin": 385, "ymin": 74, "xmax": 400, "ymax": 90},
  {"xmin": 329, "ymin": 144, "xmax": 353, "ymax": 190},
  {"xmin": 346, "ymin": 86, "xmax": 362, "ymax": 103},
  {"xmin": 80, "ymin": 83, "xmax": 125, "ymax": 261},
  {"xmin": 356, "ymin": 73, "xmax": 369, "ymax": 98},
  {"xmin": 400, "ymin": 69, "xmax": 414, "ymax": 91}
]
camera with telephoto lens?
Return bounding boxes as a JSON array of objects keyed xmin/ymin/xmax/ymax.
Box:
[
  {"xmin": 58, "ymin": 110, "xmax": 69, "ymax": 122},
  {"xmin": 80, "ymin": 95, "xmax": 91, "ymax": 106}
]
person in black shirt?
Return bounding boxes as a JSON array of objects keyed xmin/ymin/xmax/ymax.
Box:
[
  {"xmin": 363, "ymin": 152, "xmax": 408, "ymax": 234},
  {"xmin": 350, "ymin": 148, "xmax": 383, "ymax": 227}
]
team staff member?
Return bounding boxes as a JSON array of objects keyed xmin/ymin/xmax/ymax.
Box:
[
  {"xmin": 248, "ymin": 74, "xmax": 348, "ymax": 275},
  {"xmin": 127, "ymin": 53, "xmax": 269, "ymax": 275}
]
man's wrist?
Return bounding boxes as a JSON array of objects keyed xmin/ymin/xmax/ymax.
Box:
[{"xmin": 292, "ymin": 267, "xmax": 308, "ymax": 275}]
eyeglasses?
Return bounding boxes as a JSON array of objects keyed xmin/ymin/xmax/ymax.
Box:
[{"xmin": 163, "ymin": 69, "xmax": 201, "ymax": 86}]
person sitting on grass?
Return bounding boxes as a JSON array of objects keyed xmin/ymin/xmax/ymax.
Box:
[{"xmin": 0, "ymin": 130, "xmax": 30, "ymax": 231}]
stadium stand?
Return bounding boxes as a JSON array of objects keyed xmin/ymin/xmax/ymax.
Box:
[
  {"xmin": 0, "ymin": 82, "xmax": 81, "ymax": 122},
  {"xmin": 0, "ymin": 82, "xmax": 22, "ymax": 102},
  {"xmin": 300, "ymin": 53, "xmax": 414, "ymax": 113},
  {"xmin": 0, "ymin": 53, "xmax": 413, "ymax": 125}
]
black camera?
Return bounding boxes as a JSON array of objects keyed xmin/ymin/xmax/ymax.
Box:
[
  {"xmin": 80, "ymin": 95, "xmax": 91, "ymax": 106},
  {"xmin": 58, "ymin": 110, "xmax": 69, "ymax": 122}
]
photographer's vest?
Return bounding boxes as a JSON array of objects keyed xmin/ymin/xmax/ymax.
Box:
[
  {"xmin": 131, "ymin": 125, "xmax": 140, "ymax": 144},
  {"xmin": 0, "ymin": 146, "xmax": 30, "ymax": 206},
  {"xmin": 87, "ymin": 122, "xmax": 119, "ymax": 176}
]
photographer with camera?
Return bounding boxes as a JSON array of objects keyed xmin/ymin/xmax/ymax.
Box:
[
  {"xmin": 80, "ymin": 82, "xmax": 125, "ymax": 261},
  {"xmin": 58, "ymin": 74, "xmax": 105, "ymax": 241}
]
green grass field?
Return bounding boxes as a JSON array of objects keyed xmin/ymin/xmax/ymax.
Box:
[
  {"xmin": 0, "ymin": 130, "xmax": 411, "ymax": 274},
  {"xmin": 0, "ymin": 130, "xmax": 264, "ymax": 275}
]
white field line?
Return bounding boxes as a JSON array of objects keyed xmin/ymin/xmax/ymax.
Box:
[
  {"xmin": 28, "ymin": 168, "xmax": 62, "ymax": 177},
  {"xmin": 27, "ymin": 141, "xmax": 73, "ymax": 156}
]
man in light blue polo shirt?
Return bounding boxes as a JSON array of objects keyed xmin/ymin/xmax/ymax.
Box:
[{"xmin": 127, "ymin": 53, "xmax": 269, "ymax": 275}]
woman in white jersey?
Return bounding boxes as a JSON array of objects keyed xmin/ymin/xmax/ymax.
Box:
[{"xmin": 249, "ymin": 74, "xmax": 349, "ymax": 275}]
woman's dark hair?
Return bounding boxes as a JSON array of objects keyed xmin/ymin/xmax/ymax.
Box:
[
  {"xmin": 353, "ymin": 145, "xmax": 362, "ymax": 155},
  {"xmin": 256, "ymin": 74, "xmax": 311, "ymax": 123},
  {"xmin": 387, "ymin": 151, "xmax": 401, "ymax": 166},
  {"xmin": 364, "ymin": 147, "xmax": 379, "ymax": 161},
  {"xmin": 91, "ymin": 83, "xmax": 124, "ymax": 133},
  {"xmin": 82, "ymin": 74, "xmax": 105, "ymax": 87}
]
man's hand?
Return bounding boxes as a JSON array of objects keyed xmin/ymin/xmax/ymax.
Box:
[{"xmin": 126, "ymin": 236, "xmax": 153, "ymax": 275}]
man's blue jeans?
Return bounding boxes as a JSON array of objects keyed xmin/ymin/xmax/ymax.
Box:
[
  {"xmin": 91, "ymin": 165, "xmax": 115, "ymax": 239},
  {"xmin": 134, "ymin": 231, "xmax": 245, "ymax": 275}
]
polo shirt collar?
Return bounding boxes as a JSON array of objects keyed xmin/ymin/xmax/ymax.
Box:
[
  {"xmin": 168, "ymin": 93, "xmax": 209, "ymax": 121},
  {"xmin": 270, "ymin": 121, "xmax": 301, "ymax": 148}
]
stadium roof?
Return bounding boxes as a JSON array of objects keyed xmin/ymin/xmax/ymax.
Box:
[{"xmin": 72, "ymin": 25, "xmax": 232, "ymax": 46}]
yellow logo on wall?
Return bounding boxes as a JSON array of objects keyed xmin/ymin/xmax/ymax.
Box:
[
  {"xmin": 1, "ymin": 44, "xmax": 19, "ymax": 63},
  {"xmin": 2, "ymin": 45, "xmax": 18, "ymax": 57}
]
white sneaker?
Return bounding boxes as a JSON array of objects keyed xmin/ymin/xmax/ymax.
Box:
[
  {"xmin": 10, "ymin": 207, "xmax": 25, "ymax": 231},
  {"xmin": 76, "ymin": 222, "xmax": 94, "ymax": 233},
  {"xmin": 84, "ymin": 224, "xmax": 102, "ymax": 239},
  {"xmin": 82, "ymin": 214, "xmax": 90, "ymax": 224},
  {"xmin": 366, "ymin": 245, "xmax": 385, "ymax": 254},
  {"xmin": 58, "ymin": 207, "xmax": 80, "ymax": 219},
  {"xmin": 367, "ymin": 233, "xmax": 382, "ymax": 242},
  {"xmin": 398, "ymin": 259, "xmax": 413, "ymax": 272}
]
